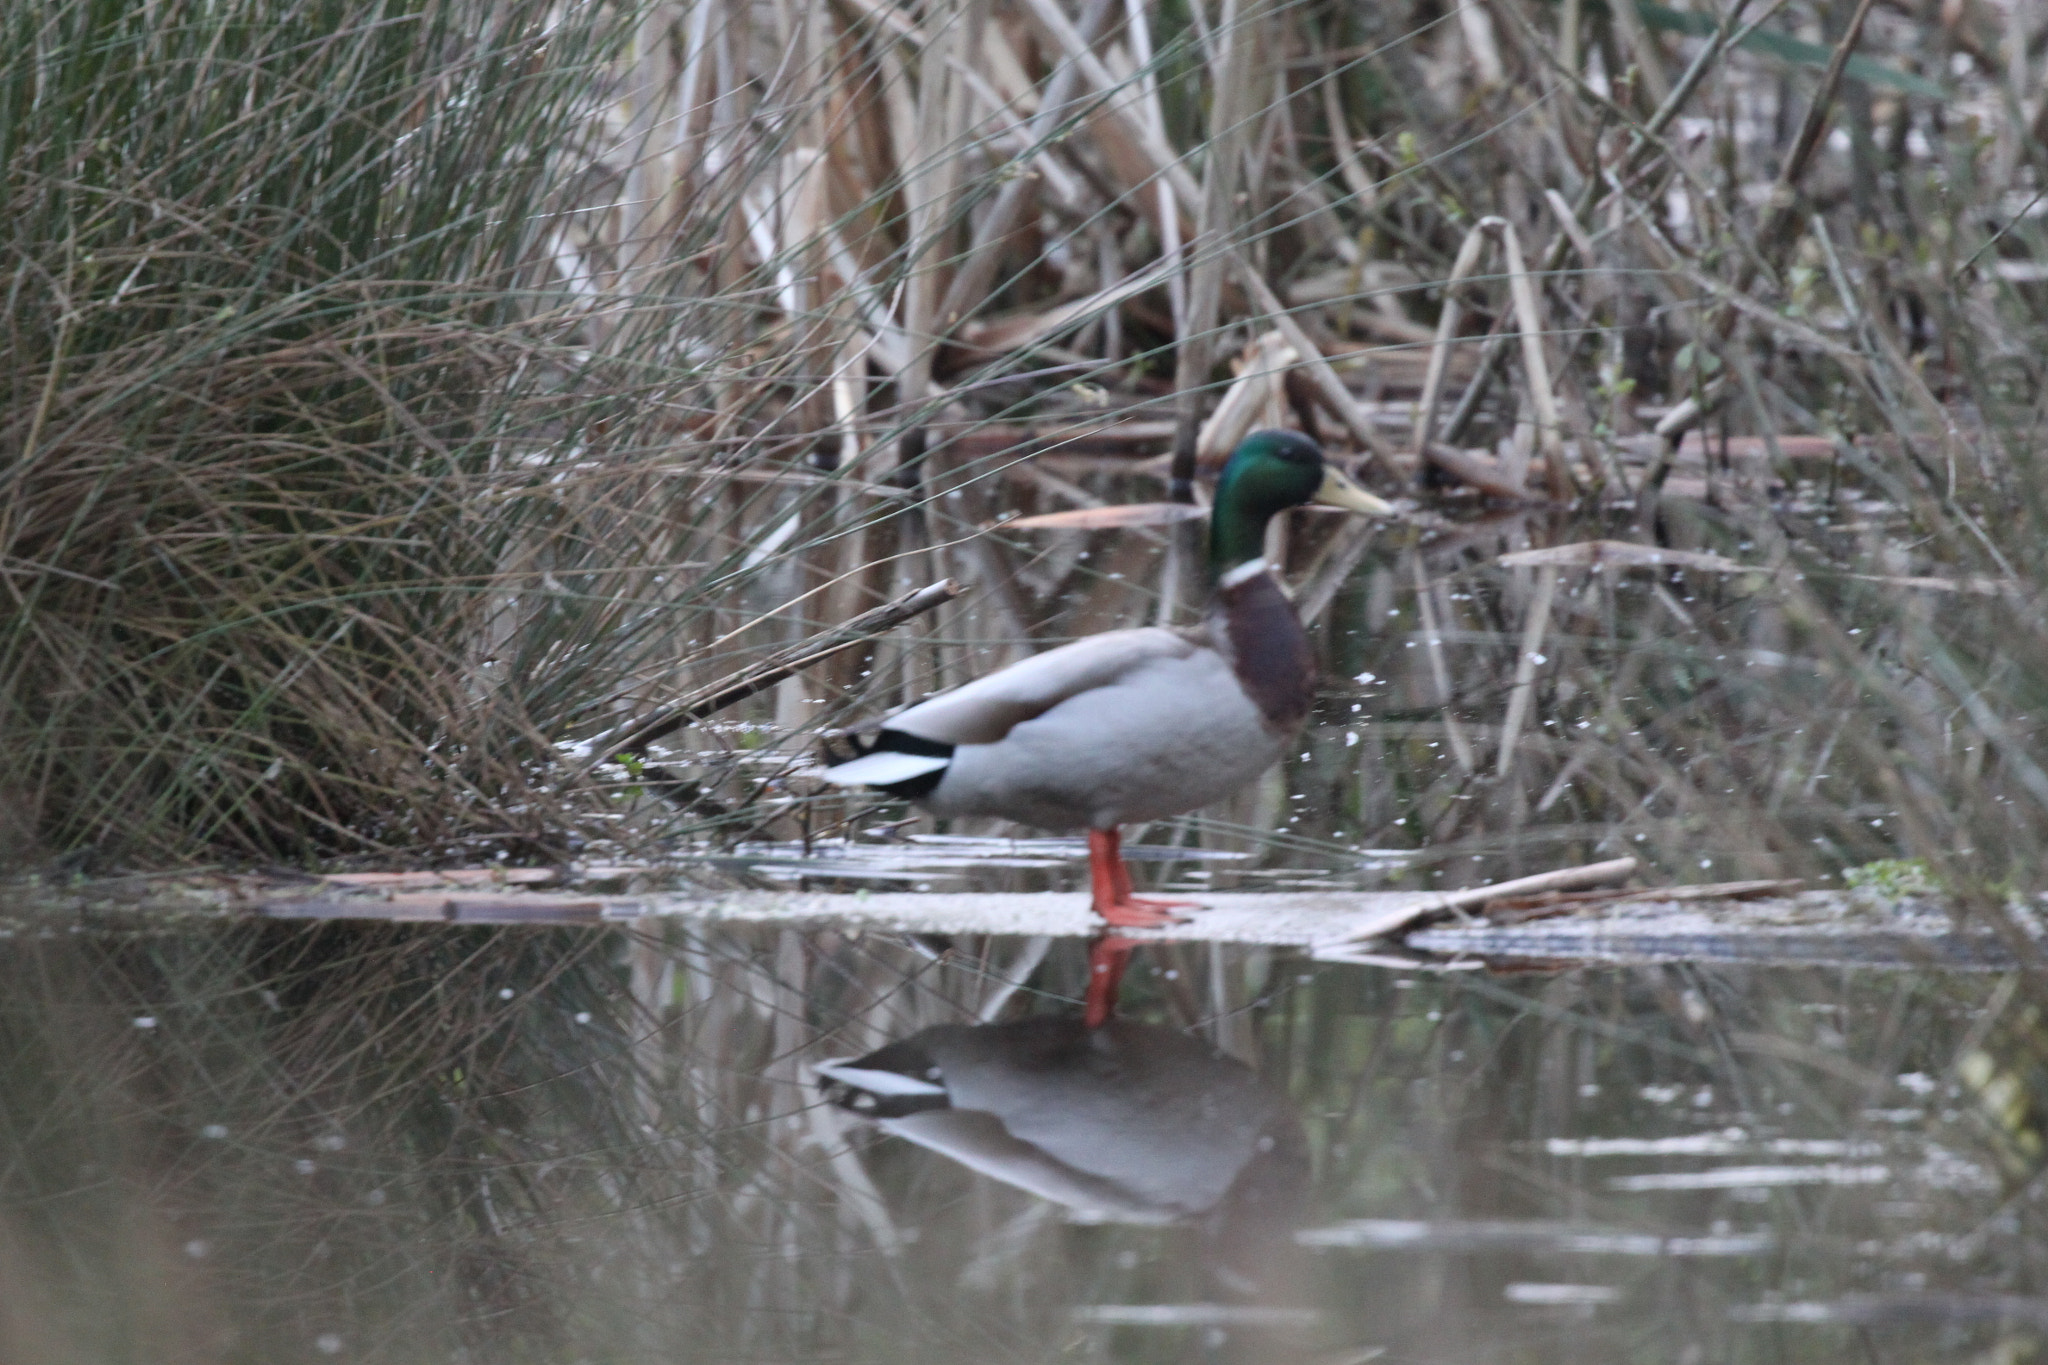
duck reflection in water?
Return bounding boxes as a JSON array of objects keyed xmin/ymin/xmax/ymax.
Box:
[{"xmin": 817, "ymin": 938, "xmax": 1309, "ymax": 1300}]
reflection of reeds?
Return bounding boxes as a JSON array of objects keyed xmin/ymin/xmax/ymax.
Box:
[
  {"xmin": 3, "ymin": 922, "xmax": 2042, "ymax": 1361},
  {"xmin": 0, "ymin": 920, "xmax": 1230, "ymax": 1360}
]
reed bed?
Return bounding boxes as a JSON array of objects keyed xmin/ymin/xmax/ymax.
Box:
[{"xmin": 6, "ymin": 0, "xmax": 2048, "ymax": 908}]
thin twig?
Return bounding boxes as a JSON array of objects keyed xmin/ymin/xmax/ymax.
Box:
[
  {"xmin": 576, "ymin": 579, "xmax": 964, "ymax": 778},
  {"xmin": 1756, "ymin": 0, "xmax": 1881, "ymax": 263}
]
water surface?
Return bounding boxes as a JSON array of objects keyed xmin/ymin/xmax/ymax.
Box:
[{"xmin": 2, "ymin": 915, "xmax": 2038, "ymax": 1364}]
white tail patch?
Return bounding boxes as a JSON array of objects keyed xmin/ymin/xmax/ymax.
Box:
[
  {"xmin": 819, "ymin": 750, "xmax": 950, "ymax": 787},
  {"xmin": 815, "ymin": 1060, "xmax": 947, "ymax": 1097}
]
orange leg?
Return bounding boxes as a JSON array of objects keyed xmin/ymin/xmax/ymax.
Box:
[
  {"xmin": 1083, "ymin": 934, "xmax": 1138, "ymax": 1028},
  {"xmin": 1087, "ymin": 828, "xmax": 1197, "ymax": 928}
]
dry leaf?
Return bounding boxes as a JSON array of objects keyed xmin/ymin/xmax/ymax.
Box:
[{"xmin": 998, "ymin": 503, "xmax": 1207, "ymax": 530}]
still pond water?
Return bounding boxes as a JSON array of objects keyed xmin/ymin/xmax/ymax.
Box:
[{"xmin": 0, "ymin": 918, "xmax": 2038, "ymax": 1364}]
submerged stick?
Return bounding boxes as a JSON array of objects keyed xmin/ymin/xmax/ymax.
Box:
[
  {"xmin": 576, "ymin": 579, "xmax": 963, "ymax": 779},
  {"xmin": 1412, "ymin": 559, "xmax": 1477, "ymax": 774},
  {"xmin": 246, "ymin": 860, "xmax": 1646, "ymax": 946},
  {"xmin": 1496, "ymin": 564, "xmax": 1560, "ymax": 780}
]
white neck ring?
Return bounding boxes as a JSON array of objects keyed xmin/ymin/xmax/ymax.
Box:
[{"xmin": 1218, "ymin": 558, "xmax": 1269, "ymax": 588}]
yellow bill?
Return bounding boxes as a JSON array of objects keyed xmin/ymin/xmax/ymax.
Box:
[{"xmin": 1312, "ymin": 464, "xmax": 1396, "ymax": 516}]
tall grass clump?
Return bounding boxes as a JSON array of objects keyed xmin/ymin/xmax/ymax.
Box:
[
  {"xmin": 0, "ymin": 0, "xmax": 694, "ymax": 865},
  {"xmin": 0, "ymin": 0, "xmax": 1047, "ymax": 870}
]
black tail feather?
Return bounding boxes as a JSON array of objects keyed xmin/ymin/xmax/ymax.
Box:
[{"xmin": 819, "ymin": 727, "xmax": 953, "ymax": 800}]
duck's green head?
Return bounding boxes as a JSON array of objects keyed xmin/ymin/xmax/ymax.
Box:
[{"xmin": 1209, "ymin": 430, "xmax": 1393, "ymax": 577}]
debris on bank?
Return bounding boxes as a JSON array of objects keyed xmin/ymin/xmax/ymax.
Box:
[{"xmin": 1401, "ymin": 887, "xmax": 2028, "ymax": 970}]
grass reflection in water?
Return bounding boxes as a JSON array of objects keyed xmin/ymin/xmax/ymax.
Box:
[{"xmin": 0, "ymin": 917, "xmax": 2042, "ymax": 1364}]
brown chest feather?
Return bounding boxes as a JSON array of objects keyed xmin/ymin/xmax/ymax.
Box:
[{"xmin": 1211, "ymin": 573, "xmax": 1315, "ymax": 733}]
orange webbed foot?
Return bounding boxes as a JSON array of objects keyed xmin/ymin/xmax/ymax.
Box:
[{"xmin": 1087, "ymin": 828, "xmax": 1200, "ymax": 927}]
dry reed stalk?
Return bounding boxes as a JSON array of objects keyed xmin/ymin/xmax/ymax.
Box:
[
  {"xmin": 1754, "ymin": 0, "xmax": 1882, "ymax": 263},
  {"xmin": 1488, "ymin": 218, "xmax": 1576, "ymax": 499},
  {"xmin": 1197, "ymin": 330, "xmax": 1296, "ymax": 464},
  {"xmin": 1319, "ymin": 69, "xmax": 1378, "ymax": 212},
  {"xmin": 617, "ymin": 7, "xmax": 685, "ymax": 292},
  {"xmin": 591, "ymin": 576, "xmax": 963, "ymax": 779},
  {"xmin": 1120, "ymin": 0, "xmax": 1185, "ymax": 339},
  {"xmin": 895, "ymin": 0, "xmax": 978, "ymax": 476},
  {"xmin": 1169, "ymin": 0, "xmax": 1258, "ymax": 495},
  {"xmin": 1426, "ymin": 443, "xmax": 1539, "ymax": 500},
  {"xmin": 1232, "ymin": 256, "xmax": 1401, "ymax": 467},
  {"xmin": 1411, "ymin": 224, "xmax": 1493, "ymax": 471}
]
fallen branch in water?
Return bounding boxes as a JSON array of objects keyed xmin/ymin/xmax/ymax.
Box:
[
  {"xmin": 573, "ymin": 578, "xmax": 963, "ymax": 783},
  {"xmin": 1424, "ymin": 855, "xmax": 1641, "ymax": 913},
  {"xmin": 1313, "ymin": 855, "xmax": 1644, "ymax": 951}
]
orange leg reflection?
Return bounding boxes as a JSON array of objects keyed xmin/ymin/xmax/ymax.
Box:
[{"xmin": 1083, "ymin": 934, "xmax": 1140, "ymax": 1029}]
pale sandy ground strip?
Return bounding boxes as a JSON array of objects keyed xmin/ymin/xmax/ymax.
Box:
[
  {"xmin": 666, "ymin": 889, "xmax": 1449, "ymax": 945},
  {"xmin": 255, "ymin": 888, "xmax": 1450, "ymax": 945},
  {"xmin": 254, "ymin": 858, "xmax": 1647, "ymax": 943}
]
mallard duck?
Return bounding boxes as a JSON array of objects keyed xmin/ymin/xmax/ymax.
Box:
[
  {"xmin": 816, "ymin": 1017, "xmax": 1308, "ymax": 1243},
  {"xmin": 820, "ymin": 430, "xmax": 1392, "ymax": 926}
]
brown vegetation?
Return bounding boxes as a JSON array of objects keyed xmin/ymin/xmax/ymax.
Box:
[{"xmin": 5, "ymin": 0, "xmax": 2048, "ymax": 896}]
